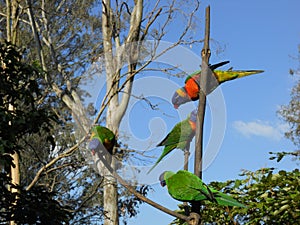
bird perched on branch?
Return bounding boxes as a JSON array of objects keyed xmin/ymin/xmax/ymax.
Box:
[
  {"xmin": 172, "ymin": 62, "xmax": 264, "ymax": 108},
  {"xmin": 88, "ymin": 125, "xmax": 116, "ymax": 156},
  {"xmin": 147, "ymin": 109, "xmax": 197, "ymax": 174},
  {"xmin": 159, "ymin": 170, "xmax": 246, "ymax": 207}
]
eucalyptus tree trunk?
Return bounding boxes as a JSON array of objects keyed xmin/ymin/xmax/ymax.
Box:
[
  {"xmin": 101, "ymin": 0, "xmax": 143, "ymax": 224},
  {"xmin": 6, "ymin": 1, "xmax": 21, "ymax": 224}
]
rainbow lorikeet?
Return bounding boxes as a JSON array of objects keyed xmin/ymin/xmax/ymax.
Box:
[
  {"xmin": 160, "ymin": 170, "xmax": 246, "ymax": 207},
  {"xmin": 147, "ymin": 110, "xmax": 197, "ymax": 174},
  {"xmin": 172, "ymin": 63, "xmax": 264, "ymax": 108},
  {"xmin": 88, "ymin": 125, "xmax": 116, "ymax": 156}
]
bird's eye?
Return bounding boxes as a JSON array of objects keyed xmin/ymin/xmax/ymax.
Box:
[{"xmin": 160, "ymin": 180, "xmax": 166, "ymax": 187}]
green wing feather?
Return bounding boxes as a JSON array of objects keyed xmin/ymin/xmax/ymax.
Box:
[
  {"xmin": 166, "ymin": 170, "xmax": 210, "ymax": 201},
  {"xmin": 91, "ymin": 126, "xmax": 116, "ymax": 153},
  {"xmin": 165, "ymin": 170, "xmax": 246, "ymax": 207},
  {"xmin": 185, "ymin": 70, "xmax": 201, "ymax": 83},
  {"xmin": 93, "ymin": 126, "xmax": 115, "ymax": 142},
  {"xmin": 212, "ymin": 191, "xmax": 246, "ymax": 208},
  {"xmin": 147, "ymin": 119, "xmax": 195, "ymax": 174},
  {"xmin": 184, "ymin": 61, "xmax": 231, "ymax": 83},
  {"xmin": 157, "ymin": 118, "xmax": 194, "ymax": 147}
]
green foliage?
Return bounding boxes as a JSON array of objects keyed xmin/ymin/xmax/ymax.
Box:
[
  {"xmin": 10, "ymin": 187, "xmax": 71, "ymax": 225},
  {"xmin": 0, "ymin": 174, "xmax": 18, "ymax": 223},
  {"xmin": 0, "ymin": 41, "xmax": 56, "ymax": 165},
  {"xmin": 0, "ymin": 41, "xmax": 71, "ymax": 224},
  {"xmin": 0, "ymin": 1, "xmax": 149, "ymax": 222},
  {"xmin": 269, "ymin": 151, "xmax": 300, "ymax": 162},
  {"xmin": 170, "ymin": 153, "xmax": 300, "ymax": 225},
  {"xmin": 1, "ymin": 173, "xmax": 71, "ymax": 224},
  {"xmin": 0, "ymin": 38, "xmax": 148, "ymax": 224},
  {"xmin": 231, "ymin": 167, "xmax": 300, "ymax": 224}
]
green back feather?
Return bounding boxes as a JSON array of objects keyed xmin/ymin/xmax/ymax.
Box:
[
  {"xmin": 91, "ymin": 126, "xmax": 116, "ymax": 153},
  {"xmin": 92, "ymin": 126, "xmax": 115, "ymax": 143},
  {"xmin": 157, "ymin": 118, "xmax": 194, "ymax": 147},
  {"xmin": 147, "ymin": 118, "xmax": 195, "ymax": 174},
  {"xmin": 165, "ymin": 170, "xmax": 246, "ymax": 207},
  {"xmin": 166, "ymin": 170, "xmax": 209, "ymax": 201}
]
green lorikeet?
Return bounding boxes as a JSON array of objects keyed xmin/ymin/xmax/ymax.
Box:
[
  {"xmin": 88, "ymin": 125, "xmax": 116, "ymax": 156},
  {"xmin": 147, "ymin": 110, "xmax": 197, "ymax": 174},
  {"xmin": 172, "ymin": 64, "xmax": 264, "ymax": 108},
  {"xmin": 159, "ymin": 170, "xmax": 246, "ymax": 207}
]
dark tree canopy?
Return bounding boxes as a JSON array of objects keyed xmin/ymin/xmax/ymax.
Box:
[
  {"xmin": 0, "ymin": 41, "xmax": 55, "ymax": 166},
  {"xmin": 0, "ymin": 41, "xmax": 71, "ymax": 224}
]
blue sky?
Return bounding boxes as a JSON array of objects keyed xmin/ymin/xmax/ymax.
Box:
[
  {"xmin": 84, "ymin": 1, "xmax": 299, "ymax": 224},
  {"xmin": 123, "ymin": 1, "xmax": 300, "ymax": 225}
]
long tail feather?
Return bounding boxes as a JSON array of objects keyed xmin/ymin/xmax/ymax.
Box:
[
  {"xmin": 216, "ymin": 70, "xmax": 264, "ymax": 83},
  {"xmin": 147, "ymin": 146, "xmax": 175, "ymax": 174},
  {"xmin": 209, "ymin": 60, "xmax": 230, "ymax": 70},
  {"xmin": 214, "ymin": 191, "xmax": 246, "ymax": 208},
  {"xmin": 147, "ymin": 154, "xmax": 165, "ymax": 174}
]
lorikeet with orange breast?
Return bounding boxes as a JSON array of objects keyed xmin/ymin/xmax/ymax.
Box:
[
  {"xmin": 147, "ymin": 109, "xmax": 197, "ymax": 174},
  {"xmin": 172, "ymin": 62, "xmax": 264, "ymax": 108}
]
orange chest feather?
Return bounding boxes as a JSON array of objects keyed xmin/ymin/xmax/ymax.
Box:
[
  {"xmin": 188, "ymin": 120, "xmax": 196, "ymax": 131},
  {"xmin": 185, "ymin": 78, "xmax": 199, "ymax": 99}
]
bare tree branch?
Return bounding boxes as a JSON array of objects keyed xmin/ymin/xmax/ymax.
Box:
[{"xmin": 26, "ymin": 135, "xmax": 87, "ymax": 191}]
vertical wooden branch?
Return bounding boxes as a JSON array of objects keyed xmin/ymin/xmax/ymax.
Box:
[
  {"xmin": 192, "ymin": 5, "xmax": 211, "ymax": 217},
  {"xmin": 184, "ymin": 145, "xmax": 190, "ymax": 171},
  {"xmin": 183, "ymin": 144, "xmax": 190, "ymax": 215},
  {"xmin": 6, "ymin": 0, "xmax": 11, "ymax": 42}
]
